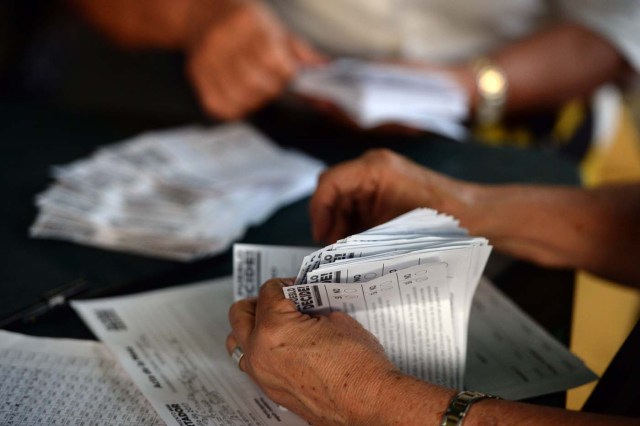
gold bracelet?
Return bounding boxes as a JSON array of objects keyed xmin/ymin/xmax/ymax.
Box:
[
  {"xmin": 440, "ymin": 390, "xmax": 501, "ymax": 426},
  {"xmin": 473, "ymin": 57, "xmax": 508, "ymax": 126}
]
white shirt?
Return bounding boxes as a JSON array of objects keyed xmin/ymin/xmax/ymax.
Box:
[{"xmin": 267, "ymin": 0, "xmax": 640, "ymax": 70}]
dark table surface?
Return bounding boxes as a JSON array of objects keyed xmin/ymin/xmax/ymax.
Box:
[{"xmin": 0, "ymin": 99, "xmax": 579, "ymax": 406}]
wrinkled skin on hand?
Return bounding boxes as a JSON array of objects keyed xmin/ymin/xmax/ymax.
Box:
[
  {"xmin": 185, "ymin": 1, "xmax": 325, "ymax": 120},
  {"xmin": 226, "ymin": 279, "xmax": 401, "ymax": 425},
  {"xmin": 309, "ymin": 149, "xmax": 479, "ymax": 243}
]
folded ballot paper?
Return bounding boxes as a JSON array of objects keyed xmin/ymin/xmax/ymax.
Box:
[
  {"xmin": 234, "ymin": 209, "xmax": 596, "ymax": 395},
  {"xmin": 30, "ymin": 124, "xmax": 324, "ymax": 261},
  {"xmin": 237, "ymin": 208, "xmax": 489, "ymax": 388},
  {"xmin": 288, "ymin": 208, "xmax": 488, "ymax": 389},
  {"xmin": 293, "ymin": 59, "xmax": 469, "ymax": 140}
]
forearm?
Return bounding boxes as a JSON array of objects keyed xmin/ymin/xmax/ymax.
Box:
[
  {"xmin": 70, "ymin": 0, "xmax": 192, "ymax": 48},
  {"xmin": 356, "ymin": 372, "xmax": 456, "ymax": 425},
  {"xmin": 359, "ymin": 372, "xmax": 634, "ymax": 426},
  {"xmin": 70, "ymin": 0, "xmax": 249, "ymax": 49},
  {"xmin": 452, "ymin": 22, "xmax": 629, "ymax": 114},
  {"xmin": 449, "ymin": 182, "xmax": 640, "ymax": 286},
  {"xmin": 464, "ymin": 396, "xmax": 635, "ymax": 426}
]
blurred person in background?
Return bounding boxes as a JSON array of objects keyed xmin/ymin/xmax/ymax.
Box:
[{"xmin": 72, "ymin": 0, "xmax": 639, "ymax": 160}]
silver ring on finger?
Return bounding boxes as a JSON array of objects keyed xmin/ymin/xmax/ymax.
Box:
[{"xmin": 231, "ymin": 346, "xmax": 245, "ymax": 371}]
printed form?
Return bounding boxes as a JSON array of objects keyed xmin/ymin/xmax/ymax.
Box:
[
  {"xmin": 72, "ymin": 278, "xmax": 309, "ymax": 426},
  {"xmin": 465, "ymin": 279, "xmax": 598, "ymax": 400},
  {"xmin": 233, "ymin": 244, "xmax": 317, "ymax": 300},
  {"xmin": 0, "ymin": 330, "xmax": 162, "ymax": 426}
]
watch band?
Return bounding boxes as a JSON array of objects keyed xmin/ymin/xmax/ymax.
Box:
[
  {"xmin": 440, "ymin": 390, "xmax": 501, "ymax": 426},
  {"xmin": 473, "ymin": 58, "xmax": 508, "ymax": 126}
]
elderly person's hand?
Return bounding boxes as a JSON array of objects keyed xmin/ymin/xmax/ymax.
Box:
[
  {"xmin": 226, "ymin": 278, "xmax": 455, "ymax": 425},
  {"xmin": 225, "ymin": 278, "xmax": 636, "ymax": 425},
  {"xmin": 186, "ymin": 0, "xmax": 325, "ymax": 120},
  {"xmin": 309, "ymin": 149, "xmax": 481, "ymax": 243}
]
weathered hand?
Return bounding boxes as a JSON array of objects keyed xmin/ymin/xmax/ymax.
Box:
[
  {"xmin": 226, "ymin": 279, "xmax": 402, "ymax": 425},
  {"xmin": 310, "ymin": 149, "xmax": 478, "ymax": 243},
  {"xmin": 186, "ymin": 0, "xmax": 325, "ymax": 120}
]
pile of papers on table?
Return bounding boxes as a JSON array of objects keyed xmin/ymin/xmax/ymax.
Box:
[
  {"xmin": 293, "ymin": 59, "xmax": 469, "ymax": 140},
  {"xmin": 30, "ymin": 124, "xmax": 324, "ymax": 261}
]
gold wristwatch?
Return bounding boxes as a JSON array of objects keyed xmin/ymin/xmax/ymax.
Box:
[{"xmin": 474, "ymin": 58, "xmax": 508, "ymax": 126}]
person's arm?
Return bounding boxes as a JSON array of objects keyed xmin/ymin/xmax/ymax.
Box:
[
  {"xmin": 226, "ymin": 279, "xmax": 637, "ymax": 425},
  {"xmin": 298, "ymin": 21, "xmax": 631, "ymax": 127},
  {"xmin": 71, "ymin": 0, "xmax": 325, "ymax": 119},
  {"xmin": 446, "ymin": 22, "xmax": 632, "ymax": 116},
  {"xmin": 310, "ymin": 149, "xmax": 640, "ymax": 287},
  {"xmin": 299, "ymin": 21, "xmax": 631, "ymax": 132},
  {"xmin": 70, "ymin": 0, "xmax": 193, "ymax": 48},
  {"xmin": 460, "ymin": 182, "xmax": 640, "ymax": 286}
]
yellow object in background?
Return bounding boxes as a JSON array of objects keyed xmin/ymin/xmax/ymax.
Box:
[{"xmin": 568, "ymin": 103, "xmax": 640, "ymax": 410}]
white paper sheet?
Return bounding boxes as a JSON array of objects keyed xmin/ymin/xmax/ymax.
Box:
[
  {"xmin": 233, "ymin": 244, "xmax": 316, "ymax": 300},
  {"xmin": 304, "ymin": 245, "xmax": 492, "ymax": 361},
  {"xmin": 72, "ymin": 277, "xmax": 309, "ymax": 426},
  {"xmin": 293, "ymin": 59, "xmax": 469, "ymax": 140},
  {"xmin": 0, "ymin": 330, "xmax": 163, "ymax": 426},
  {"xmin": 465, "ymin": 278, "xmax": 598, "ymax": 399}
]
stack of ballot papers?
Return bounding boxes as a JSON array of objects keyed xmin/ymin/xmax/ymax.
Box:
[
  {"xmin": 281, "ymin": 208, "xmax": 491, "ymax": 388},
  {"xmin": 293, "ymin": 59, "xmax": 469, "ymax": 140},
  {"xmin": 30, "ymin": 124, "xmax": 324, "ymax": 261}
]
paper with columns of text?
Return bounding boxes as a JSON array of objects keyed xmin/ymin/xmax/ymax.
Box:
[
  {"xmin": 73, "ymin": 277, "xmax": 309, "ymax": 426},
  {"xmin": 284, "ymin": 263, "xmax": 460, "ymax": 388},
  {"xmin": 0, "ymin": 330, "xmax": 163, "ymax": 426}
]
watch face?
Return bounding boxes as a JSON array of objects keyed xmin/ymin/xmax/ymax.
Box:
[
  {"xmin": 478, "ymin": 68, "xmax": 507, "ymax": 98},
  {"xmin": 474, "ymin": 60, "xmax": 508, "ymax": 125}
]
